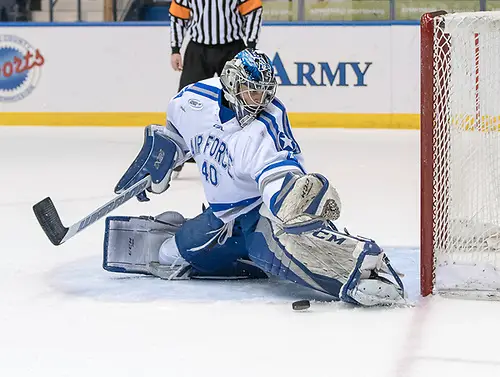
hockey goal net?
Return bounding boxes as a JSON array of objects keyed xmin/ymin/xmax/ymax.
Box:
[{"xmin": 421, "ymin": 11, "xmax": 500, "ymax": 297}]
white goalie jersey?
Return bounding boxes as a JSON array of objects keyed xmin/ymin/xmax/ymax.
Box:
[{"xmin": 167, "ymin": 77, "xmax": 306, "ymax": 223}]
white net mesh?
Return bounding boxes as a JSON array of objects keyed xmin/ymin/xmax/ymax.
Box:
[{"xmin": 432, "ymin": 12, "xmax": 500, "ymax": 295}]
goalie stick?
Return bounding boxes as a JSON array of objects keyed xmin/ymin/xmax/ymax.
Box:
[{"xmin": 33, "ymin": 154, "xmax": 192, "ymax": 246}]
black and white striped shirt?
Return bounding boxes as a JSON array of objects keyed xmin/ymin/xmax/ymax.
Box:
[{"xmin": 169, "ymin": 0, "xmax": 263, "ymax": 53}]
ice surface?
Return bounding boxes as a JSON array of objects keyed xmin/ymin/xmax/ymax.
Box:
[{"xmin": 1, "ymin": 127, "xmax": 500, "ymax": 377}]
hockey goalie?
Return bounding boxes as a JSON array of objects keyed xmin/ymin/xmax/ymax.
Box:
[{"xmin": 103, "ymin": 49, "xmax": 406, "ymax": 306}]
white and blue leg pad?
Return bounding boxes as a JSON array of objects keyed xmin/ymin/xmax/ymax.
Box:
[
  {"xmin": 248, "ymin": 216, "xmax": 351, "ymax": 297},
  {"xmin": 103, "ymin": 212, "xmax": 185, "ymax": 275},
  {"xmin": 249, "ymin": 212, "xmax": 406, "ymax": 306},
  {"xmin": 248, "ymin": 220, "xmax": 343, "ymax": 297},
  {"xmin": 114, "ymin": 125, "xmax": 179, "ymax": 202},
  {"xmin": 340, "ymin": 238, "xmax": 406, "ymax": 306}
]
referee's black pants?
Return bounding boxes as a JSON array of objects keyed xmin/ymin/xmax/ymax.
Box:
[{"xmin": 178, "ymin": 39, "xmax": 247, "ymax": 91}]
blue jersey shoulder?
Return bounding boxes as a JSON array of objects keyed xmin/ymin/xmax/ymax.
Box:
[
  {"xmin": 174, "ymin": 79, "xmax": 221, "ymax": 102},
  {"xmin": 257, "ymin": 98, "xmax": 301, "ymax": 154}
]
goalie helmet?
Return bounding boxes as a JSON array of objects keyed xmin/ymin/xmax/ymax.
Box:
[{"xmin": 220, "ymin": 49, "xmax": 277, "ymax": 127}]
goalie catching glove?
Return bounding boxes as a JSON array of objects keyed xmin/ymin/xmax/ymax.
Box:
[
  {"xmin": 115, "ymin": 125, "xmax": 185, "ymax": 202},
  {"xmin": 271, "ymin": 172, "xmax": 341, "ymax": 234}
]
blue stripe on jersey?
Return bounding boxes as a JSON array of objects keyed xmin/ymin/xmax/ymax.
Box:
[
  {"xmin": 173, "ymin": 84, "xmax": 192, "ymax": 99},
  {"xmin": 218, "ymin": 91, "xmax": 236, "ymax": 123},
  {"xmin": 185, "ymin": 88, "xmax": 218, "ymax": 101},
  {"xmin": 259, "ymin": 105, "xmax": 301, "ymax": 154},
  {"xmin": 257, "ymin": 113, "xmax": 279, "ymax": 150},
  {"xmin": 193, "ymin": 82, "xmax": 220, "ymax": 95},
  {"xmin": 272, "ymin": 99, "xmax": 301, "ymax": 154},
  {"xmin": 255, "ymin": 159, "xmax": 306, "ymax": 184},
  {"xmin": 210, "ymin": 196, "xmax": 261, "ymax": 212}
]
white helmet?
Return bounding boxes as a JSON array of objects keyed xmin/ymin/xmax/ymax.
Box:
[{"xmin": 220, "ymin": 49, "xmax": 277, "ymax": 127}]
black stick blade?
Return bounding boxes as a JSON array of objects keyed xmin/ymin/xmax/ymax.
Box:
[{"xmin": 33, "ymin": 197, "xmax": 68, "ymax": 246}]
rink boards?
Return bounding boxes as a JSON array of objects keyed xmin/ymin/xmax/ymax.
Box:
[{"xmin": 0, "ymin": 22, "xmax": 420, "ymax": 129}]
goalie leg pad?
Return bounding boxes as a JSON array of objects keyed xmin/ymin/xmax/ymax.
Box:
[
  {"xmin": 248, "ymin": 216, "xmax": 406, "ymax": 305},
  {"xmin": 344, "ymin": 277, "xmax": 407, "ymax": 306},
  {"xmin": 248, "ymin": 216, "xmax": 346, "ymax": 297},
  {"xmin": 340, "ymin": 247, "xmax": 406, "ymax": 306},
  {"xmin": 103, "ymin": 211, "xmax": 185, "ymax": 275}
]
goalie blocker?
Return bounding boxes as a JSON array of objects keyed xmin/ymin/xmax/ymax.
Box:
[{"xmin": 114, "ymin": 124, "xmax": 187, "ymax": 202}]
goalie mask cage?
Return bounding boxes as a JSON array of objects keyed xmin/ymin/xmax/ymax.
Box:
[{"xmin": 421, "ymin": 11, "xmax": 500, "ymax": 297}]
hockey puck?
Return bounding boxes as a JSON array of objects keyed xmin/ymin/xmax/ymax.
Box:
[{"xmin": 292, "ymin": 300, "xmax": 310, "ymax": 311}]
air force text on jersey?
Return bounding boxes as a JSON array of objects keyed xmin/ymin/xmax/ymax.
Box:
[{"xmin": 189, "ymin": 133, "xmax": 235, "ymax": 182}]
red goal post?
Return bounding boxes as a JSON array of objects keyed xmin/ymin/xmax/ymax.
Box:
[{"xmin": 420, "ymin": 11, "xmax": 500, "ymax": 298}]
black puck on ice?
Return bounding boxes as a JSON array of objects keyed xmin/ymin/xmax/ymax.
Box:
[{"xmin": 292, "ymin": 300, "xmax": 310, "ymax": 311}]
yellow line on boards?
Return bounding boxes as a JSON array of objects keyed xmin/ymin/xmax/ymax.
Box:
[
  {"xmin": 0, "ymin": 112, "xmax": 420, "ymax": 129},
  {"xmin": 288, "ymin": 113, "xmax": 419, "ymax": 129},
  {"xmin": 0, "ymin": 113, "xmax": 166, "ymax": 126}
]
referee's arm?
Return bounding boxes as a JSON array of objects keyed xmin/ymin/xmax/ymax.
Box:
[
  {"xmin": 169, "ymin": 0, "xmax": 191, "ymax": 54},
  {"xmin": 238, "ymin": 0, "xmax": 263, "ymax": 49}
]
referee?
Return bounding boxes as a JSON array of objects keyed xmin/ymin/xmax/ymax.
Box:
[{"xmin": 169, "ymin": 0, "xmax": 263, "ymax": 91}]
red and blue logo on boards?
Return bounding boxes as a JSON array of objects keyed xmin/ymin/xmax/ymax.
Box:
[{"xmin": 0, "ymin": 35, "xmax": 44, "ymax": 102}]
